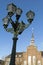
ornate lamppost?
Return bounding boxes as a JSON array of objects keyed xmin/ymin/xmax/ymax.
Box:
[{"xmin": 2, "ymin": 3, "xmax": 35, "ymax": 65}]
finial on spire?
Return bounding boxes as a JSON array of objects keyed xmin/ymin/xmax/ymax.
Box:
[{"xmin": 32, "ymin": 27, "xmax": 34, "ymax": 33}]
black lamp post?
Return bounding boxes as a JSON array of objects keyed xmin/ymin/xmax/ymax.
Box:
[{"xmin": 2, "ymin": 3, "xmax": 35, "ymax": 65}]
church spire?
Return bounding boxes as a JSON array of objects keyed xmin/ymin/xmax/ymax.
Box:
[{"xmin": 30, "ymin": 28, "xmax": 35, "ymax": 46}]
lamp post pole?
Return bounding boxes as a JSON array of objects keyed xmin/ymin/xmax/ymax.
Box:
[
  {"xmin": 2, "ymin": 3, "xmax": 35, "ymax": 65},
  {"xmin": 9, "ymin": 37, "xmax": 18, "ymax": 65}
]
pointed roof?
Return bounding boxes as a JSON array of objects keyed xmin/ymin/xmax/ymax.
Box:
[{"xmin": 30, "ymin": 28, "xmax": 35, "ymax": 46}]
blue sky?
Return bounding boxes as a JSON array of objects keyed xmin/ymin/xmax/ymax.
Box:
[{"xmin": 0, "ymin": 0, "xmax": 43, "ymax": 59}]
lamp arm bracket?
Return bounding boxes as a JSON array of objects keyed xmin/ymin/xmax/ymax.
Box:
[{"xmin": 24, "ymin": 23, "xmax": 31, "ymax": 29}]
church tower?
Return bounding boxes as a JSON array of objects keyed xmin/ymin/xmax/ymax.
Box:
[
  {"xmin": 30, "ymin": 28, "xmax": 36, "ymax": 46},
  {"xmin": 4, "ymin": 28, "xmax": 43, "ymax": 65}
]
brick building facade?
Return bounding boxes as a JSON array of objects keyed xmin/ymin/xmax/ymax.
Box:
[
  {"xmin": 0, "ymin": 60, "xmax": 4, "ymax": 65},
  {"xmin": 4, "ymin": 32, "xmax": 43, "ymax": 65}
]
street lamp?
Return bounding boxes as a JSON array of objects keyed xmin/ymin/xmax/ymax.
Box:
[{"xmin": 2, "ymin": 3, "xmax": 35, "ymax": 65}]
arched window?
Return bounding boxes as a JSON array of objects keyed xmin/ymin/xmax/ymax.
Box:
[
  {"xmin": 33, "ymin": 56, "xmax": 36, "ymax": 65},
  {"xmin": 28, "ymin": 56, "xmax": 31, "ymax": 65},
  {"xmin": 24, "ymin": 60, "xmax": 26, "ymax": 65},
  {"xmin": 38, "ymin": 60, "xmax": 41, "ymax": 65}
]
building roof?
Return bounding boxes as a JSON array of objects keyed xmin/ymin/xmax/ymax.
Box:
[{"xmin": 5, "ymin": 52, "xmax": 23, "ymax": 58}]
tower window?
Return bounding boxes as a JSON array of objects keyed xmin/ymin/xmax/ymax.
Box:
[
  {"xmin": 28, "ymin": 56, "xmax": 31, "ymax": 65},
  {"xmin": 16, "ymin": 55, "xmax": 17, "ymax": 57},
  {"xmin": 19, "ymin": 55, "xmax": 21, "ymax": 57}
]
